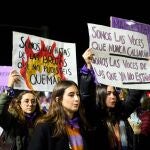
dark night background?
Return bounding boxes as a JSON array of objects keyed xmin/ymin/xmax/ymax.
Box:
[{"xmin": 0, "ymin": 3, "xmax": 150, "ymax": 70}]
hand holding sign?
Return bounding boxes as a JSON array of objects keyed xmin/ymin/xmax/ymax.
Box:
[
  {"xmin": 8, "ymin": 70, "xmax": 21, "ymax": 88},
  {"xmin": 82, "ymin": 48, "xmax": 94, "ymax": 69}
]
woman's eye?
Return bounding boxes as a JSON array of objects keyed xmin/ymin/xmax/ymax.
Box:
[
  {"xmin": 76, "ymin": 93, "xmax": 80, "ymax": 96},
  {"xmin": 24, "ymin": 100, "xmax": 29, "ymax": 103},
  {"xmin": 107, "ymin": 92, "xmax": 111, "ymax": 95},
  {"xmin": 107, "ymin": 92, "xmax": 117, "ymax": 96},
  {"xmin": 32, "ymin": 100, "xmax": 36, "ymax": 103}
]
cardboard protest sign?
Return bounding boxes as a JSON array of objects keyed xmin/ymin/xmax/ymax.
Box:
[
  {"xmin": 110, "ymin": 16, "xmax": 150, "ymax": 52},
  {"xmin": 12, "ymin": 32, "xmax": 77, "ymax": 91},
  {"xmin": 88, "ymin": 23, "xmax": 150, "ymax": 90},
  {"xmin": 0, "ymin": 66, "xmax": 12, "ymax": 93}
]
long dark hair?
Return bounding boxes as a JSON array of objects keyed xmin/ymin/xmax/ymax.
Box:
[
  {"xmin": 37, "ymin": 80, "xmax": 88, "ymax": 137},
  {"xmin": 95, "ymin": 84, "xmax": 120, "ymax": 123}
]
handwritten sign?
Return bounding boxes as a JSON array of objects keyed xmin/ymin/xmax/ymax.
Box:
[
  {"xmin": 0, "ymin": 66, "xmax": 12, "ymax": 93},
  {"xmin": 12, "ymin": 32, "xmax": 78, "ymax": 91},
  {"xmin": 88, "ymin": 23, "xmax": 150, "ymax": 90},
  {"xmin": 110, "ymin": 16, "xmax": 150, "ymax": 53}
]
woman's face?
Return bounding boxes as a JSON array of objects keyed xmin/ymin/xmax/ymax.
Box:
[
  {"xmin": 20, "ymin": 93, "xmax": 37, "ymax": 114},
  {"xmin": 106, "ymin": 86, "xmax": 117, "ymax": 108},
  {"xmin": 61, "ymin": 85, "xmax": 80, "ymax": 118}
]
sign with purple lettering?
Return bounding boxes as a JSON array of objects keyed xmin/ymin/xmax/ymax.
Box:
[
  {"xmin": 88, "ymin": 23, "xmax": 150, "ymax": 90},
  {"xmin": 0, "ymin": 66, "xmax": 12, "ymax": 93},
  {"xmin": 110, "ymin": 16, "xmax": 150, "ymax": 52}
]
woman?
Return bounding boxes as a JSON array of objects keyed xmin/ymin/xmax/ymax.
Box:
[
  {"xmin": 80, "ymin": 48, "xmax": 144, "ymax": 150},
  {"xmin": 28, "ymin": 80, "xmax": 90, "ymax": 150},
  {"xmin": 0, "ymin": 70, "xmax": 44, "ymax": 150},
  {"xmin": 137, "ymin": 93, "xmax": 150, "ymax": 149}
]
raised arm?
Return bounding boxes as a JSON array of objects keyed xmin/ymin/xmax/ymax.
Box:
[{"xmin": 0, "ymin": 70, "xmax": 21, "ymax": 128}]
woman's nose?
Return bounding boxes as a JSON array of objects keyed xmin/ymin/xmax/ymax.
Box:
[
  {"xmin": 28, "ymin": 102, "xmax": 32, "ymax": 106},
  {"xmin": 110, "ymin": 93, "xmax": 116, "ymax": 98},
  {"xmin": 74, "ymin": 95, "xmax": 80, "ymax": 101}
]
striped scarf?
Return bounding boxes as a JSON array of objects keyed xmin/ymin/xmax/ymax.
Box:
[{"xmin": 65, "ymin": 117, "xmax": 84, "ymax": 150}]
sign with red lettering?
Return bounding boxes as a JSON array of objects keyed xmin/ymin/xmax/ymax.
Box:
[{"xmin": 12, "ymin": 32, "xmax": 77, "ymax": 91}]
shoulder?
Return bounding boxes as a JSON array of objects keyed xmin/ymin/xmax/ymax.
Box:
[
  {"xmin": 34, "ymin": 122, "xmax": 53, "ymax": 134},
  {"xmin": 36, "ymin": 122, "xmax": 50, "ymax": 129},
  {"xmin": 0, "ymin": 93, "xmax": 10, "ymax": 102}
]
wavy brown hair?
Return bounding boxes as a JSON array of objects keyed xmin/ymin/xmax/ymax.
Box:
[
  {"xmin": 8, "ymin": 91, "xmax": 42, "ymax": 124},
  {"xmin": 37, "ymin": 80, "xmax": 88, "ymax": 137}
]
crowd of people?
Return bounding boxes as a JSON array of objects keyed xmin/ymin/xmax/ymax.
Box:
[{"xmin": 0, "ymin": 48, "xmax": 150, "ymax": 150}]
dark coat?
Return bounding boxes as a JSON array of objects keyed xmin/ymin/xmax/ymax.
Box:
[
  {"xmin": 79, "ymin": 73, "xmax": 144, "ymax": 150},
  {"xmin": 28, "ymin": 122, "xmax": 89, "ymax": 150},
  {"xmin": 0, "ymin": 93, "xmax": 43, "ymax": 150}
]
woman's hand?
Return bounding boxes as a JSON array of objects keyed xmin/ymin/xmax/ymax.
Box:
[
  {"xmin": 8, "ymin": 70, "xmax": 20, "ymax": 88},
  {"xmin": 82, "ymin": 48, "xmax": 94, "ymax": 69}
]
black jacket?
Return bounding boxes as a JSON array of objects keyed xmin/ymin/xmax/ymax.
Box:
[
  {"xmin": 80, "ymin": 73, "xmax": 144, "ymax": 150},
  {"xmin": 0, "ymin": 93, "xmax": 43, "ymax": 150},
  {"xmin": 28, "ymin": 122, "xmax": 89, "ymax": 150}
]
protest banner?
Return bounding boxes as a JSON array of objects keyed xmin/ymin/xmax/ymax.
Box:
[
  {"xmin": 110, "ymin": 16, "xmax": 150, "ymax": 52},
  {"xmin": 88, "ymin": 23, "xmax": 150, "ymax": 90},
  {"xmin": 12, "ymin": 32, "xmax": 77, "ymax": 91},
  {"xmin": 0, "ymin": 66, "xmax": 12, "ymax": 93}
]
